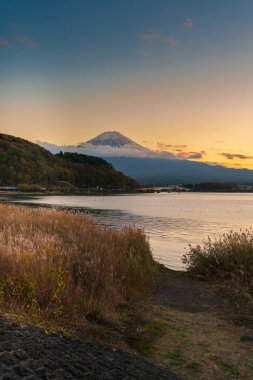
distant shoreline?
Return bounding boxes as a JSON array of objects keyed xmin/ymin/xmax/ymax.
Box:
[{"xmin": 1, "ymin": 189, "xmax": 253, "ymax": 197}]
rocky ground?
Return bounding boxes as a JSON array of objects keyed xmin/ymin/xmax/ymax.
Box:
[{"xmin": 0, "ymin": 316, "xmax": 184, "ymax": 380}]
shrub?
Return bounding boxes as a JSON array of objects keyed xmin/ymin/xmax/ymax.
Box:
[
  {"xmin": 18, "ymin": 184, "xmax": 45, "ymax": 192},
  {"xmin": 0, "ymin": 205, "xmax": 156, "ymax": 320},
  {"xmin": 183, "ymin": 229, "xmax": 253, "ymax": 311}
]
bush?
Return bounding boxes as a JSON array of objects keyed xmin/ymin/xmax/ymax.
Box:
[
  {"xmin": 0, "ymin": 205, "xmax": 156, "ymax": 320},
  {"xmin": 183, "ymin": 229, "xmax": 253, "ymax": 311},
  {"xmin": 18, "ymin": 184, "xmax": 45, "ymax": 192}
]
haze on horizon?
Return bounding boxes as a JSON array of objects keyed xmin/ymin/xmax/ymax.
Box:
[{"xmin": 1, "ymin": 0, "xmax": 253, "ymax": 169}]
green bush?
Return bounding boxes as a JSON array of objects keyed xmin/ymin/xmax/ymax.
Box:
[{"xmin": 18, "ymin": 184, "xmax": 45, "ymax": 192}]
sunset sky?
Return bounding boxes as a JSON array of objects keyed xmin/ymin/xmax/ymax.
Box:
[{"xmin": 1, "ymin": 0, "xmax": 253, "ymax": 168}]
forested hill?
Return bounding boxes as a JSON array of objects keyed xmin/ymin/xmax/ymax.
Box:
[{"xmin": 0, "ymin": 134, "xmax": 138, "ymax": 190}]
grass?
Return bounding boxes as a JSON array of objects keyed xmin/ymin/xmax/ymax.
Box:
[
  {"xmin": 0, "ymin": 205, "xmax": 156, "ymax": 324},
  {"xmin": 183, "ymin": 229, "xmax": 253, "ymax": 313},
  {"xmin": 123, "ymin": 318, "xmax": 169, "ymax": 357},
  {"xmin": 166, "ymin": 350, "xmax": 186, "ymax": 367},
  {"xmin": 212, "ymin": 356, "xmax": 240, "ymax": 376},
  {"xmin": 152, "ymin": 304, "xmax": 253, "ymax": 380}
]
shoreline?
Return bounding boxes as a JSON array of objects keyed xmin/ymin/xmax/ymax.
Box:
[{"xmin": 1, "ymin": 189, "xmax": 253, "ymax": 197}]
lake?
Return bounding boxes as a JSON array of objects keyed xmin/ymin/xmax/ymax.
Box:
[{"xmin": 4, "ymin": 192, "xmax": 253, "ymax": 270}]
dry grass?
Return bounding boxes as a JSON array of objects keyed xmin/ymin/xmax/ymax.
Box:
[
  {"xmin": 0, "ymin": 205, "xmax": 156, "ymax": 322},
  {"xmin": 152, "ymin": 304, "xmax": 253, "ymax": 380},
  {"xmin": 183, "ymin": 229, "xmax": 253, "ymax": 313}
]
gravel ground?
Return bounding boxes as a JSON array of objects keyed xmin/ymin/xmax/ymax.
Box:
[{"xmin": 0, "ymin": 317, "xmax": 185, "ymax": 380}]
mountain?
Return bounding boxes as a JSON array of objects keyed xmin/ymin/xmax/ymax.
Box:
[
  {"xmin": 106, "ymin": 157, "xmax": 253, "ymax": 185},
  {"xmin": 83, "ymin": 131, "xmax": 142, "ymax": 148},
  {"xmin": 39, "ymin": 131, "xmax": 157, "ymax": 158},
  {"xmin": 0, "ymin": 133, "xmax": 138, "ymax": 190},
  {"xmin": 38, "ymin": 131, "xmax": 253, "ymax": 185}
]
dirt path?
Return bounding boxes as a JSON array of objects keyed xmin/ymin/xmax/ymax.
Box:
[
  {"xmin": 150, "ymin": 266, "xmax": 253, "ymax": 380},
  {"xmin": 152, "ymin": 266, "xmax": 216, "ymax": 313}
]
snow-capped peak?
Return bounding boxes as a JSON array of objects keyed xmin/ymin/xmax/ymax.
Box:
[
  {"xmin": 37, "ymin": 131, "xmax": 175, "ymax": 159},
  {"xmin": 79, "ymin": 131, "xmax": 143, "ymax": 149}
]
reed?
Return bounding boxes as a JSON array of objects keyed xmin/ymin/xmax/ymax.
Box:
[{"xmin": 0, "ymin": 205, "xmax": 156, "ymax": 321}]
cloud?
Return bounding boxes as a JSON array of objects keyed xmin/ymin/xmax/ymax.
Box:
[
  {"xmin": 177, "ymin": 151, "xmax": 206, "ymax": 160},
  {"xmin": 137, "ymin": 49, "xmax": 150, "ymax": 57},
  {"xmin": 9, "ymin": 21, "xmax": 19, "ymax": 27},
  {"xmin": 141, "ymin": 33, "xmax": 160, "ymax": 42},
  {"xmin": 164, "ymin": 36, "xmax": 178, "ymax": 46},
  {"xmin": 0, "ymin": 36, "xmax": 11, "ymax": 48},
  {"xmin": 220, "ymin": 153, "xmax": 253, "ymax": 160},
  {"xmin": 140, "ymin": 30, "xmax": 179, "ymax": 50},
  {"xmin": 157, "ymin": 143, "xmax": 187, "ymax": 150},
  {"xmin": 204, "ymin": 161, "xmax": 222, "ymax": 167},
  {"xmin": 184, "ymin": 17, "xmax": 193, "ymax": 29},
  {"xmin": 15, "ymin": 35, "xmax": 37, "ymax": 48},
  {"xmin": 0, "ymin": 34, "xmax": 38, "ymax": 49},
  {"xmin": 156, "ymin": 149, "xmax": 205, "ymax": 160},
  {"xmin": 154, "ymin": 150, "xmax": 177, "ymax": 158},
  {"xmin": 156, "ymin": 143, "xmax": 206, "ymax": 160}
]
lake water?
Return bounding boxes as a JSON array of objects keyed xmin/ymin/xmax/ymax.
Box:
[{"xmin": 5, "ymin": 192, "xmax": 253, "ymax": 270}]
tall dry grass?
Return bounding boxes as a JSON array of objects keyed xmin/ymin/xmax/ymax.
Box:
[
  {"xmin": 0, "ymin": 205, "xmax": 156, "ymax": 320},
  {"xmin": 183, "ymin": 229, "xmax": 253, "ymax": 312}
]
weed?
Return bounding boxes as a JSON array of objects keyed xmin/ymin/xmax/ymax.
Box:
[{"xmin": 167, "ymin": 351, "xmax": 186, "ymax": 367}]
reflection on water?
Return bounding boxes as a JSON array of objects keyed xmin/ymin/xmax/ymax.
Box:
[{"xmin": 3, "ymin": 193, "xmax": 253, "ymax": 270}]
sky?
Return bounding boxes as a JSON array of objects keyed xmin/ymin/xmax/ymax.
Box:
[{"xmin": 1, "ymin": 0, "xmax": 253, "ymax": 168}]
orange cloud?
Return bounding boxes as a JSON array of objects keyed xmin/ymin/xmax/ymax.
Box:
[
  {"xmin": 220, "ymin": 153, "xmax": 253, "ymax": 160},
  {"xmin": 156, "ymin": 142, "xmax": 206, "ymax": 160},
  {"xmin": 177, "ymin": 151, "xmax": 206, "ymax": 159},
  {"xmin": 157, "ymin": 143, "xmax": 188, "ymax": 150}
]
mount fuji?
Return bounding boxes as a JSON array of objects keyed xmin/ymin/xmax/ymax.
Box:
[
  {"xmin": 39, "ymin": 131, "xmax": 174, "ymax": 159},
  {"xmin": 78, "ymin": 131, "xmax": 153, "ymax": 157},
  {"xmin": 83, "ymin": 131, "xmax": 144, "ymax": 149},
  {"xmin": 38, "ymin": 132, "xmax": 253, "ymax": 185}
]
